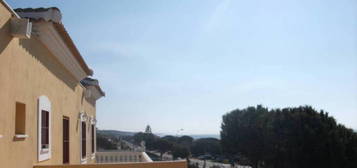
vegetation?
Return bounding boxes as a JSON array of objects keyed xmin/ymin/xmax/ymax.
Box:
[
  {"xmin": 97, "ymin": 130, "xmax": 135, "ymax": 151},
  {"xmin": 172, "ymin": 144, "xmax": 190, "ymax": 160},
  {"xmin": 133, "ymin": 132, "xmax": 158, "ymax": 150},
  {"xmin": 98, "ymin": 105, "xmax": 356, "ymax": 168},
  {"xmin": 145, "ymin": 125, "xmax": 152, "ymax": 134},
  {"xmin": 155, "ymin": 138, "xmax": 173, "ymax": 159},
  {"xmin": 221, "ymin": 105, "xmax": 357, "ymax": 168},
  {"xmin": 191, "ymin": 138, "xmax": 221, "ymax": 156},
  {"xmin": 162, "ymin": 135, "xmax": 179, "ymax": 143},
  {"xmin": 178, "ymin": 136, "xmax": 194, "ymax": 146},
  {"xmin": 132, "ymin": 132, "xmax": 221, "ymax": 161},
  {"xmin": 97, "ymin": 132, "xmax": 118, "ymax": 150}
]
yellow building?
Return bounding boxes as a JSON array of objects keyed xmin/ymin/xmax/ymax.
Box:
[
  {"xmin": 0, "ymin": 1, "xmax": 186, "ymax": 168},
  {"xmin": 0, "ymin": 0, "xmax": 104, "ymax": 167}
]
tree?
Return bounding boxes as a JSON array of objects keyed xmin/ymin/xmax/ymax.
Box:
[
  {"xmin": 221, "ymin": 105, "xmax": 357, "ymax": 168},
  {"xmin": 191, "ymin": 138, "xmax": 222, "ymax": 156},
  {"xmin": 154, "ymin": 139, "xmax": 173, "ymax": 160},
  {"xmin": 172, "ymin": 144, "xmax": 190, "ymax": 160},
  {"xmin": 178, "ymin": 135, "xmax": 194, "ymax": 147},
  {"xmin": 97, "ymin": 133, "xmax": 118, "ymax": 150},
  {"xmin": 162, "ymin": 135, "xmax": 178, "ymax": 144},
  {"xmin": 133, "ymin": 132, "xmax": 158, "ymax": 150},
  {"xmin": 145, "ymin": 125, "xmax": 152, "ymax": 134},
  {"xmin": 221, "ymin": 105, "xmax": 268, "ymax": 167}
]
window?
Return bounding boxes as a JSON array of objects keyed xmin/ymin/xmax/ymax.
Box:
[
  {"xmin": 81, "ymin": 121, "xmax": 86, "ymax": 159},
  {"xmin": 63, "ymin": 117, "xmax": 70, "ymax": 164},
  {"xmin": 38, "ymin": 96, "xmax": 51, "ymax": 161},
  {"xmin": 15, "ymin": 102, "xmax": 26, "ymax": 135},
  {"xmin": 41, "ymin": 110, "xmax": 49, "ymax": 148}
]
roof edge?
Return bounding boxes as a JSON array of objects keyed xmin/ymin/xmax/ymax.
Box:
[
  {"xmin": 81, "ymin": 77, "xmax": 105, "ymax": 97},
  {"xmin": 53, "ymin": 23, "xmax": 93, "ymax": 76},
  {"xmin": 1, "ymin": 0, "xmax": 20, "ymax": 18},
  {"xmin": 13, "ymin": 6, "xmax": 93, "ymax": 76}
]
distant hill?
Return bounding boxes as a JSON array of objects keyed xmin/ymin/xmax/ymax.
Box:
[
  {"xmin": 188, "ymin": 134, "xmax": 220, "ymax": 139},
  {"xmin": 98, "ymin": 129, "xmax": 220, "ymax": 139},
  {"xmin": 97, "ymin": 130, "xmax": 137, "ymax": 137},
  {"xmin": 154, "ymin": 133, "xmax": 220, "ymax": 139}
]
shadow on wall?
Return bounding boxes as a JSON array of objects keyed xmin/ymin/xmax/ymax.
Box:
[
  {"xmin": 19, "ymin": 37, "xmax": 77, "ymax": 91},
  {"xmin": 0, "ymin": 19, "xmax": 12, "ymax": 55},
  {"xmin": 1, "ymin": 17, "xmax": 78, "ymax": 91}
]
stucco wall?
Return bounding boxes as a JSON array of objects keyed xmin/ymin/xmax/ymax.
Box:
[{"xmin": 0, "ymin": 3, "xmax": 96, "ymax": 168}]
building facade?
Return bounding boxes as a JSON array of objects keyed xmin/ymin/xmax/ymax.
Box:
[
  {"xmin": 0, "ymin": 1, "xmax": 187, "ymax": 168},
  {"xmin": 0, "ymin": 1, "xmax": 104, "ymax": 167}
]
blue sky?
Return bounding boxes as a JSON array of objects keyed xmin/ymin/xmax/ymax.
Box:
[{"xmin": 8, "ymin": 0, "xmax": 357, "ymax": 134}]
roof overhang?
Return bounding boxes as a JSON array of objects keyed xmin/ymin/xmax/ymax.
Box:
[
  {"xmin": 14, "ymin": 7, "xmax": 93, "ymax": 81},
  {"xmin": 1, "ymin": 0, "xmax": 20, "ymax": 18},
  {"xmin": 81, "ymin": 77, "xmax": 105, "ymax": 100},
  {"xmin": 34, "ymin": 21, "xmax": 90, "ymax": 81},
  {"xmin": 86, "ymin": 85, "xmax": 105, "ymax": 100}
]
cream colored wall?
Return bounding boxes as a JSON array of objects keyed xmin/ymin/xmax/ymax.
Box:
[{"xmin": 0, "ymin": 3, "xmax": 96, "ymax": 168}]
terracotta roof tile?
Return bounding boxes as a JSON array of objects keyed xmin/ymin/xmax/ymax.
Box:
[{"xmin": 14, "ymin": 7, "xmax": 60, "ymax": 13}]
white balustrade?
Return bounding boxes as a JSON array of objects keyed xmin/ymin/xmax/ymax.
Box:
[{"xmin": 96, "ymin": 151, "xmax": 153, "ymax": 163}]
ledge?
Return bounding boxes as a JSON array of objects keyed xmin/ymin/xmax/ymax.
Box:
[
  {"xmin": 14, "ymin": 134, "xmax": 28, "ymax": 139},
  {"xmin": 80, "ymin": 158, "xmax": 87, "ymax": 164}
]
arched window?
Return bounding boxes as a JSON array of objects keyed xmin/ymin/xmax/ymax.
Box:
[
  {"xmin": 80, "ymin": 112, "xmax": 88, "ymax": 163},
  {"xmin": 38, "ymin": 96, "xmax": 51, "ymax": 161}
]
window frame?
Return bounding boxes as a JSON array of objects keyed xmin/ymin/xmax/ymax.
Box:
[
  {"xmin": 15, "ymin": 102, "xmax": 26, "ymax": 136},
  {"xmin": 41, "ymin": 110, "xmax": 50, "ymax": 148},
  {"xmin": 90, "ymin": 117, "xmax": 96, "ymax": 159},
  {"xmin": 80, "ymin": 112, "xmax": 87, "ymax": 164},
  {"xmin": 81, "ymin": 121, "xmax": 86, "ymax": 159},
  {"xmin": 63, "ymin": 116, "xmax": 70, "ymax": 164},
  {"xmin": 38, "ymin": 96, "xmax": 51, "ymax": 162}
]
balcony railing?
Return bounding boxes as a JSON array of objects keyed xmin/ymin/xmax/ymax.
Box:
[
  {"xmin": 33, "ymin": 160, "xmax": 187, "ymax": 168},
  {"xmin": 96, "ymin": 151, "xmax": 153, "ymax": 163}
]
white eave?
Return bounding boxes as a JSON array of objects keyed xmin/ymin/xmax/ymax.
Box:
[
  {"xmin": 34, "ymin": 21, "xmax": 87, "ymax": 81},
  {"xmin": 85, "ymin": 85, "xmax": 104, "ymax": 100}
]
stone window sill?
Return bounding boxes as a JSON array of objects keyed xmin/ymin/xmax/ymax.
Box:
[{"xmin": 14, "ymin": 134, "xmax": 28, "ymax": 139}]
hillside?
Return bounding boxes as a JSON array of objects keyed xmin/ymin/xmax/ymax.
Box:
[
  {"xmin": 98, "ymin": 129, "xmax": 220, "ymax": 139},
  {"xmin": 97, "ymin": 130, "xmax": 137, "ymax": 137}
]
